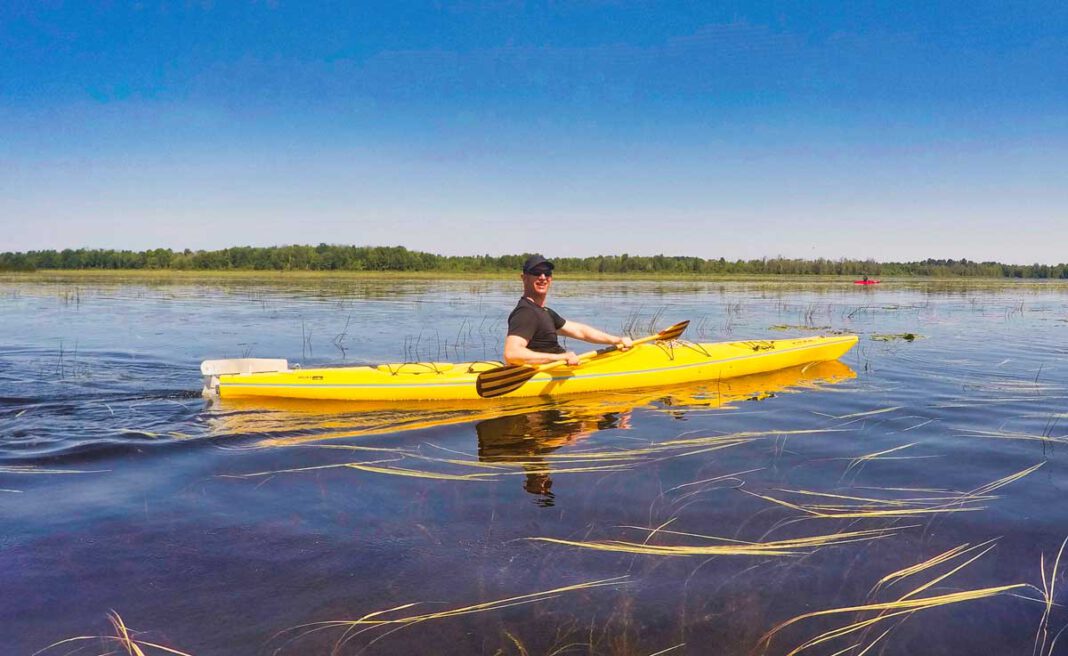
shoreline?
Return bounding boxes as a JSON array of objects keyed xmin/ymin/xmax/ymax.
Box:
[{"xmin": 3, "ymin": 269, "xmax": 1068, "ymax": 285}]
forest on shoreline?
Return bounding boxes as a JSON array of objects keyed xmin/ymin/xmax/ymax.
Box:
[{"xmin": 2, "ymin": 245, "xmax": 1066, "ymax": 278}]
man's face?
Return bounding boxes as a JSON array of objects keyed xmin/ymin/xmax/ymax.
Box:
[{"xmin": 523, "ymin": 267, "xmax": 553, "ymax": 295}]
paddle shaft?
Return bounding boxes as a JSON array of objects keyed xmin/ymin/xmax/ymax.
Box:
[{"xmin": 529, "ymin": 330, "xmax": 672, "ymax": 375}]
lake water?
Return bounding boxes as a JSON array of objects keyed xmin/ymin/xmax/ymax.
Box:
[{"xmin": 2, "ymin": 275, "xmax": 1067, "ymax": 655}]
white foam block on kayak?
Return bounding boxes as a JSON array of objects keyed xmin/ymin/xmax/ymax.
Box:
[{"xmin": 200, "ymin": 358, "xmax": 289, "ymax": 376}]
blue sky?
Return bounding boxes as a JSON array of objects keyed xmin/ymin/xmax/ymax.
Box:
[{"xmin": 1, "ymin": 1, "xmax": 1066, "ymax": 263}]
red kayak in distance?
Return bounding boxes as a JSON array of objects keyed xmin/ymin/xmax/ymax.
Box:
[{"xmin": 853, "ymin": 280, "xmax": 881, "ymax": 285}]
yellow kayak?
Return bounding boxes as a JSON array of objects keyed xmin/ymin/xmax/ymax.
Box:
[{"xmin": 202, "ymin": 334, "xmax": 857, "ymax": 402}]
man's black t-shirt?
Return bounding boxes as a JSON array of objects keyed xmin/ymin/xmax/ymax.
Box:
[{"xmin": 507, "ymin": 297, "xmax": 566, "ymax": 353}]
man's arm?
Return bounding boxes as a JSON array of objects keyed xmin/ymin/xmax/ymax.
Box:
[
  {"xmin": 504, "ymin": 335, "xmax": 579, "ymax": 366},
  {"xmin": 558, "ymin": 321, "xmax": 633, "ymax": 349}
]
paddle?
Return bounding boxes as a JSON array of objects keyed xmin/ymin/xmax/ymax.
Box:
[{"xmin": 476, "ymin": 320, "xmax": 689, "ymax": 398}]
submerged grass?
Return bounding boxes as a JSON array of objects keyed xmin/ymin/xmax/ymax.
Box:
[
  {"xmin": 34, "ymin": 611, "xmax": 192, "ymax": 656},
  {"xmin": 746, "ymin": 462, "xmax": 1044, "ymax": 520},
  {"xmin": 841, "ymin": 442, "xmax": 928, "ymax": 480},
  {"xmin": 223, "ymin": 428, "xmax": 845, "ymax": 484},
  {"xmin": 759, "ymin": 534, "xmax": 1068, "ymax": 656},
  {"xmin": 273, "ymin": 577, "xmax": 631, "ymax": 655},
  {"xmin": 0, "ymin": 464, "xmax": 110, "ymax": 493},
  {"xmin": 528, "ymin": 526, "xmax": 903, "ymax": 558},
  {"xmin": 1033, "ymin": 537, "xmax": 1068, "ymax": 656},
  {"xmin": 0, "ymin": 464, "xmax": 108, "ymax": 475},
  {"xmin": 756, "ymin": 540, "xmax": 1027, "ymax": 656}
]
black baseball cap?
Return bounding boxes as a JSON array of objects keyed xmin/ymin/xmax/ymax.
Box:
[{"xmin": 522, "ymin": 254, "xmax": 554, "ymax": 274}]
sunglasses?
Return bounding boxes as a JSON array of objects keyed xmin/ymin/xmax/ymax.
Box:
[{"xmin": 526, "ymin": 268, "xmax": 553, "ymax": 278}]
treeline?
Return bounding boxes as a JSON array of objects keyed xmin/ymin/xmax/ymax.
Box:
[{"xmin": 1, "ymin": 245, "xmax": 1066, "ymax": 278}]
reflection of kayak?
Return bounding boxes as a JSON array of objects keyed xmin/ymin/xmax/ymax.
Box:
[
  {"xmin": 853, "ymin": 280, "xmax": 880, "ymax": 285},
  {"xmin": 210, "ymin": 360, "xmax": 857, "ymax": 447},
  {"xmin": 203, "ymin": 335, "xmax": 857, "ymax": 402}
]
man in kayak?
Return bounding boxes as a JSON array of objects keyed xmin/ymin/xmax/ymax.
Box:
[{"xmin": 504, "ymin": 254, "xmax": 633, "ymax": 366}]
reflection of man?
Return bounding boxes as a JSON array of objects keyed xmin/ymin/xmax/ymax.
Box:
[{"xmin": 476, "ymin": 408, "xmax": 630, "ymax": 505}]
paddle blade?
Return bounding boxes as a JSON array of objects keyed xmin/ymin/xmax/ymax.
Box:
[
  {"xmin": 655, "ymin": 320, "xmax": 689, "ymax": 342},
  {"xmin": 476, "ymin": 364, "xmax": 540, "ymax": 398}
]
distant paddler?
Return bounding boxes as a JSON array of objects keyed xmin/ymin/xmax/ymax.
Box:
[{"xmin": 504, "ymin": 254, "xmax": 633, "ymax": 367}]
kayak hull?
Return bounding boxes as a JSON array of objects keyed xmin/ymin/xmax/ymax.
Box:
[{"xmin": 209, "ymin": 334, "xmax": 858, "ymax": 402}]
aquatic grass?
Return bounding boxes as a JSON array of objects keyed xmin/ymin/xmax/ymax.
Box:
[
  {"xmin": 931, "ymin": 395, "xmax": 1068, "ymax": 410},
  {"xmin": 527, "ymin": 525, "xmax": 902, "ymax": 558},
  {"xmin": 33, "ymin": 611, "xmax": 192, "ymax": 656},
  {"xmin": 1033, "ymin": 536, "xmax": 1068, "ymax": 656},
  {"xmin": 494, "ymin": 463, "xmax": 636, "ymax": 477},
  {"xmin": 898, "ymin": 417, "xmax": 937, "ymax": 432},
  {"xmin": 867, "ymin": 540, "xmax": 995, "ymax": 597},
  {"xmin": 647, "ymin": 644, "xmax": 688, "ymax": 655},
  {"xmin": 758, "ymin": 583, "xmax": 1025, "ymax": 656},
  {"xmin": 228, "ymin": 427, "xmax": 842, "ymax": 486},
  {"xmin": 342, "ymin": 462, "xmax": 500, "ymax": 481},
  {"xmin": 621, "ymin": 305, "xmax": 668, "ymax": 337},
  {"xmin": 274, "ymin": 577, "xmax": 630, "ymax": 654},
  {"xmin": 812, "ymin": 405, "xmax": 902, "ymax": 421},
  {"xmin": 224, "ymin": 440, "xmax": 637, "ymax": 483},
  {"xmin": 956, "ymin": 428, "xmax": 1068, "ymax": 446},
  {"xmin": 765, "ymin": 488, "xmax": 982, "ymax": 509},
  {"xmin": 419, "ymin": 442, "xmax": 649, "ymax": 467},
  {"xmin": 0, "ymin": 464, "xmax": 108, "ymax": 475},
  {"xmin": 222, "ymin": 456, "xmax": 502, "ymax": 482},
  {"xmin": 747, "ymin": 462, "xmax": 1044, "ymax": 520},
  {"xmin": 416, "ymin": 427, "xmax": 846, "ymax": 473},
  {"xmin": 841, "ymin": 442, "xmax": 924, "ymax": 480},
  {"xmin": 962, "ymin": 380, "xmax": 1065, "ymax": 394},
  {"xmin": 742, "ymin": 489, "xmax": 983, "ymax": 520},
  {"xmin": 769, "ymin": 324, "xmax": 832, "ymax": 331},
  {"xmin": 756, "ymin": 541, "xmax": 1027, "ymax": 656},
  {"xmin": 662, "ymin": 468, "xmax": 763, "ymax": 505},
  {"xmin": 250, "ymin": 416, "xmax": 492, "ymax": 448},
  {"xmin": 968, "ymin": 461, "xmax": 1045, "ymax": 497}
]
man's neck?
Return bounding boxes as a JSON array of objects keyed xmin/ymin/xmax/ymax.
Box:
[{"xmin": 524, "ymin": 293, "xmax": 547, "ymax": 307}]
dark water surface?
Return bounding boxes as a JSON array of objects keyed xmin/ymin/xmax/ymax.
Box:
[{"xmin": 2, "ymin": 276, "xmax": 1067, "ymax": 655}]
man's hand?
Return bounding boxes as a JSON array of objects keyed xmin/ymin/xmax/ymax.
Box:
[
  {"xmin": 617, "ymin": 336, "xmax": 633, "ymax": 351},
  {"xmin": 562, "ymin": 351, "xmax": 580, "ymax": 366}
]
